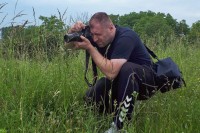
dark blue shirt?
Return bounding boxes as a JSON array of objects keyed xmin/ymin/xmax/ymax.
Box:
[{"xmin": 95, "ymin": 26, "xmax": 152, "ymax": 67}]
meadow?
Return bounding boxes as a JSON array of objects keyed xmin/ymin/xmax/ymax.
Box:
[{"xmin": 0, "ymin": 34, "xmax": 200, "ymax": 133}]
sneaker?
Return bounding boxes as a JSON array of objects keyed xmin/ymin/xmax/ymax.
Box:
[
  {"xmin": 104, "ymin": 122, "xmax": 118, "ymax": 133},
  {"xmin": 104, "ymin": 122, "xmax": 128, "ymax": 133}
]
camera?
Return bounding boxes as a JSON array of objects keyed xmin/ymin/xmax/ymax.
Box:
[{"xmin": 64, "ymin": 26, "xmax": 91, "ymax": 43}]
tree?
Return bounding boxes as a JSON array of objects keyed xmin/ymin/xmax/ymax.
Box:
[
  {"xmin": 134, "ymin": 15, "xmax": 174, "ymax": 39},
  {"xmin": 188, "ymin": 20, "xmax": 200, "ymax": 44},
  {"xmin": 165, "ymin": 13, "xmax": 178, "ymax": 33},
  {"xmin": 176, "ymin": 20, "xmax": 190, "ymax": 36},
  {"xmin": 39, "ymin": 15, "xmax": 66, "ymax": 60},
  {"xmin": 118, "ymin": 12, "xmax": 140, "ymax": 28},
  {"xmin": 109, "ymin": 14, "xmax": 120, "ymax": 25}
]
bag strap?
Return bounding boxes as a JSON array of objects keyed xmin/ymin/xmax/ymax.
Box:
[
  {"xmin": 182, "ymin": 77, "xmax": 187, "ymax": 87},
  {"xmin": 144, "ymin": 44, "xmax": 159, "ymax": 60},
  {"xmin": 84, "ymin": 50, "xmax": 98, "ymax": 87}
]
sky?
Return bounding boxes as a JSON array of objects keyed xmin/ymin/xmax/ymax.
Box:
[{"xmin": 0, "ymin": 0, "xmax": 200, "ymax": 29}]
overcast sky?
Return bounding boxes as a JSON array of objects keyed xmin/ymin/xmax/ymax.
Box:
[{"xmin": 0, "ymin": 0, "xmax": 200, "ymax": 28}]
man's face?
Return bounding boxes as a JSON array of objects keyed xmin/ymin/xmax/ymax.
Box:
[{"xmin": 90, "ymin": 20, "xmax": 113, "ymax": 47}]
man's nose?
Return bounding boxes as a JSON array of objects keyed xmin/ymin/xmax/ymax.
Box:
[{"xmin": 93, "ymin": 35, "xmax": 98, "ymax": 42}]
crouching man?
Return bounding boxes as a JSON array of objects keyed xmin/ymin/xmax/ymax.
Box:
[{"xmin": 67, "ymin": 12, "xmax": 156, "ymax": 133}]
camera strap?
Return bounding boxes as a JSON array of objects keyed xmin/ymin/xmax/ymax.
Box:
[{"xmin": 84, "ymin": 50, "xmax": 98, "ymax": 87}]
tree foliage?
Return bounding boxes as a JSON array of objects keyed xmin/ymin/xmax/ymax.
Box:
[
  {"xmin": 108, "ymin": 11, "xmax": 195, "ymax": 46},
  {"xmin": 112, "ymin": 11, "xmax": 189, "ymax": 35},
  {"xmin": 188, "ymin": 20, "xmax": 200, "ymax": 44},
  {"xmin": 1, "ymin": 15, "xmax": 66, "ymax": 60},
  {"xmin": 1, "ymin": 10, "xmax": 199, "ymax": 59}
]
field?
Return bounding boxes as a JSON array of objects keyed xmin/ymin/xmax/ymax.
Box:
[{"xmin": 0, "ymin": 37, "xmax": 200, "ymax": 133}]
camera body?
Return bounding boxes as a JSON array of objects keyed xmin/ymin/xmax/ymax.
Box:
[{"xmin": 64, "ymin": 26, "xmax": 91, "ymax": 43}]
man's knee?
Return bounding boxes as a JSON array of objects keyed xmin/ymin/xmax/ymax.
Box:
[
  {"xmin": 118, "ymin": 62, "xmax": 138, "ymax": 78},
  {"xmin": 84, "ymin": 77, "xmax": 111, "ymax": 102},
  {"xmin": 84, "ymin": 77, "xmax": 112, "ymax": 113}
]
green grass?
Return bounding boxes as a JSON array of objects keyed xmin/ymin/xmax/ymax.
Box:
[{"xmin": 0, "ymin": 41, "xmax": 200, "ymax": 133}]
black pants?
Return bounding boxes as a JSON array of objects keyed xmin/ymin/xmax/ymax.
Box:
[{"xmin": 84, "ymin": 62, "xmax": 157, "ymax": 129}]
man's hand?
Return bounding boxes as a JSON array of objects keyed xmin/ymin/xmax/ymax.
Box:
[
  {"xmin": 73, "ymin": 36, "xmax": 92, "ymax": 50},
  {"xmin": 68, "ymin": 21, "xmax": 86, "ymax": 33},
  {"xmin": 65, "ymin": 21, "xmax": 86, "ymax": 49}
]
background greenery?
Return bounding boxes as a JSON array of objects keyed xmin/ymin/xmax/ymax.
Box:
[{"xmin": 0, "ymin": 3, "xmax": 200, "ymax": 133}]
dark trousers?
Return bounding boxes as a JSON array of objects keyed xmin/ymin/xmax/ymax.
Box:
[{"xmin": 84, "ymin": 62, "xmax": 157, "ymax": 129}]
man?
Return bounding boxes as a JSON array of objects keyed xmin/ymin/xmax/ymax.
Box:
[{"xmin": 67, "ymin": 12, "xmax": 156, "ymax": 133}]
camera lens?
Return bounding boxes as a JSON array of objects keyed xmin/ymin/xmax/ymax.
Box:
[{"xmin": 64, "ymin": 35, "xmax": 70, "ymax": 43}]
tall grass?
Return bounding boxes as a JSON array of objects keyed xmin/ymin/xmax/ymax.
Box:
[{"xmin": 0, "ymin": 38, "xmax": 200, "ymax": 132}]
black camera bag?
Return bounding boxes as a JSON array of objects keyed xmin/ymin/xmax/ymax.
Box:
[{"xmin": 145, "ymin": 45, "xmax": 186, "ymax": 93}]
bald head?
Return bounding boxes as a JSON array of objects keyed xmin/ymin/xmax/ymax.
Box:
[{"xmin": 89, "ymin": 12, "xmax": 114, "ymax": 28}]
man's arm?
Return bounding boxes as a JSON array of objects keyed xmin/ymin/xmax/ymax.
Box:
[
  {"xmin": 89, "ymin": 46, "xmax": 126, "ymax": 79},
  {"xmin": 75, "ymin": 36, "xmax": 127, "ymax": 80}
]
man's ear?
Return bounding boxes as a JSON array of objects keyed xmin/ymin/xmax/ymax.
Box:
[{"xmin": 109, "ymin": 24, "xmax": 115, "ymax": 31}]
